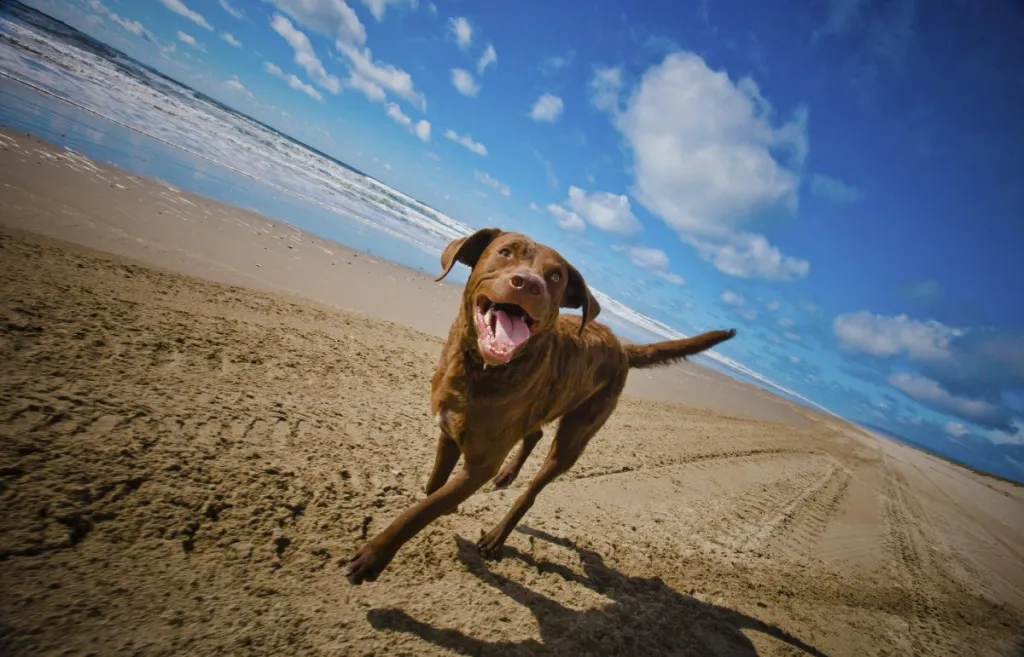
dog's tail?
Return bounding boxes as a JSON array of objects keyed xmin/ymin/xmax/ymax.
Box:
[{"xmin": 625, "ymin": 329, "xmax": 737, "ymax": 370}]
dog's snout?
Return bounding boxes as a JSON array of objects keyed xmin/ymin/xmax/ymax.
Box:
[{"xmin": 509, "ymin": 271, "xmax": 543, "ymax": 296}]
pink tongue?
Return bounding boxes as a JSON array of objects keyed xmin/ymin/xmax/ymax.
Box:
[{"xmin": 493, "ymin": 309, "xmax": 530, "ymax": 349}]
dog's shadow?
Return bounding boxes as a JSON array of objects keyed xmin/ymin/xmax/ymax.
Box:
[{"xmin": 368, "ymin": 526, "xmax": 828, "ymax": 656}]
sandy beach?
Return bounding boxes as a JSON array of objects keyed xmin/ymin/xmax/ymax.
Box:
[{"xmin": 2, "ymin": 130, "xmax": 1023, "ymax": 656}]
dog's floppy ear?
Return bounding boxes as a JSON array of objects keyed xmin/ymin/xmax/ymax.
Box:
[
  {"xmin": 562, "ymin": 262, "xmax": 600, "ymax": 334},
  {"xmin": 435, "ymin": 228, "xmax": 503, "ymax": 282}
]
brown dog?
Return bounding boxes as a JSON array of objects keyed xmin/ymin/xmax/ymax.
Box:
[{"xmin": 346, "ymin": 228, "xmax": 736, "ymax": 584}]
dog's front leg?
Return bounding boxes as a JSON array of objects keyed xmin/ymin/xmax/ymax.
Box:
[
  {"xmin": 346, "ymin": 460, "xmax": 497, "ymax": 585},
  {"xmin": 424, "ymin": 432, "xmax": 460, "ymax": 495}
]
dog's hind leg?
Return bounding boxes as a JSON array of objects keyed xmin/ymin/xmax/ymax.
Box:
[
  {"xmin": 492, "ymin": 430, "xmax": 543, "ymax": 489},
  {"xmin": 477, "ymin": 391, "xmax": 620, "ymax": 559}
]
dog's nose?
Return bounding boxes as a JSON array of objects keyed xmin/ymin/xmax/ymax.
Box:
[{"xmin": 509, "ymin": 272, "xmax": 543, "ymax": 296}]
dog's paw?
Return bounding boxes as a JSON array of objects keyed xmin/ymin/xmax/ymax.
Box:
[
  {"xmin": 345, "ymin": 543, "xmax": 393, "ymax": 585},
  {"xmin": 492, "ymin": 466, "xmax": 519, "ymax": 489},
  {"xmin": 477, "ymin": 527, "xmax": 507, "ymax": 560}
]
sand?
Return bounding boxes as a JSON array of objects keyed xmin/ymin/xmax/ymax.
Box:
[{"xmin": 1, "ymin": 130, "xmax": 1023, "ymax": 656}]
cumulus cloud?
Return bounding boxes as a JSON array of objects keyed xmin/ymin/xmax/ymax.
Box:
[
  {"xmin": 613, "ymin": 245, "xmax": 685, "ymax": 285},
  {"xmin": 177, "ymin": 31, "xmax": 205, "ymax": 50},
  {"xmin": 224, "ymin": 75, "xmax": 254, "ymax": 100},
  {"xmin": 221, "ymin": 32, "xmax": 242, "ymax": 47},
  {"xmin": 597, "ymin": 52, "xmax": 810, "ymax": 281},
  {"xmin": 448, "ymin": 16, "xmax": 472, "ymax": 49},
  {"xmin": 811, "ymin": 173, "xmax": 863, "ymax": 203},
  {"xmin": 889, "ymin": 372, "xmax": 1014, "ymax": 432},
  {"xmin": 945, "ymin": 421, "xmax": 970, "ymax": 438},
  {"xmin": 534, "ymin": 151, "xmax": 559, "ymax": 189},
  {"xmin": 689, "ymin": 233, "xmax": 809, "ymax": 281},
  {"xmin": 540, "ymin": 51, "xmax": 575, "ymax": 76},
  {"xmin": 720, "ymin": 290, "xmax": 745, "ymax": 307},
  {"xmin": 338, "ymin": 42, "xmax": 426, "ymax": 110},
  {"xmin": 474, "ymin": 170, "xmax": 510, "ymax": 197},
  {"xmin": 270, "ymin": 15, "xmax": 341, "ymax": 94},
  {"xmin": 529, "ymin": 93, "xmax": 564, "ymax": 123},
  {"xmin": 547, "ymin": 205, "xmax": 586, "ymax": 233},
  {"xmin": 266, "ymin": 0, "xmax": 366, "ymax": 45},
  {"xmin": 833, "ymin": 311, "xmax": 960, "ymax": 361},
  {"xmin": 361, "ymin": 0, "xmax": 417, "ymax": 21},
  {"xmin": 477, "ymin": 44, "xmax": 497, "ymax": 74},
  {"xmin": 589, "ymin": 65, "xmax": 623, "ymax": 112},
  {"xmin": 264, "ymin": 61, "xmax": 323, "ymax": 101},
  {"xmin": 88, "ymin": 0, "xmax": 150, "ymax": 38},
  {"xmin": 160, "ymin": 0, "xmax": 212, "ymax": 30},
  {"xmin": 450, "ymin": 69, "xmax": 479, "ymax": 97},
  {"xmin": 386, "ymin": 102, "xmax": 430, "ymax": 141},
  {"xmin": 219, "ymin": 0, "xmax": 245, "ymax": 20},
  {"xmin": 565, "ymin": 186, "xmax": 641, "ymax": 235},
  {"xmin": 444, "ymin": 129, "xmax": 487, "ymax": 156}
]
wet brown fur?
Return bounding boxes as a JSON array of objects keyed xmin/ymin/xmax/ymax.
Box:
[{"xmin": 346, "ymin": 229, "xmax": 736, "ymax": 584}]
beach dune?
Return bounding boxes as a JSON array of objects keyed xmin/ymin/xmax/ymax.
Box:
[{"xmin": 2, "ymin": 131, "xmax": 1023, "ymax": 656}]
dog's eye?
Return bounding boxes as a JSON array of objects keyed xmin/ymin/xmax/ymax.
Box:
[
  {"xmin": 498, "ymin": 248, "xmax": 512, "ymax": 257},
  {"xmin": 549, "ymin": 272, "xmax": 561, "ymax": 283}
]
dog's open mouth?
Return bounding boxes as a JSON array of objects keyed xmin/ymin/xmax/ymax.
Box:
[{"xmin": 474, "ymin": 296, "xmax": 535, "ymax": 365}]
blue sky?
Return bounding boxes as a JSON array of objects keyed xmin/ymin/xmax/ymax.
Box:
[{"xmin": 24, "ymin": 0, "xmax": 1024, "ymax": 478}]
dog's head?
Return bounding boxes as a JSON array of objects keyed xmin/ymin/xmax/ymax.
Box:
[{"xmin": 436, "ymin": 228, "xmax": 599, "ymax": 366}]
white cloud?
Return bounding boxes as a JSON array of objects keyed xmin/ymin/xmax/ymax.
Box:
[
  {"xmin": 528, "ymin": 201, "xmax": 543, "ymax": 213},
  {"xmin": 833, "ymin": 311, "xmax": 961, "ymax": 361},
  {"xmin": 475, "ymin": 171, "xmax": 510, "ymax": 197},
  {"xmin": 337, "ymin": 42, "xmax": 426, "ymax": 110},
  {"xmin": 264, "ymin": 61, "xmax": 323, "ymax": 101},
  {"xmin": 444, "ymin": 129, "xmax": 487, "ymax": 156},
  {"xmin": 477, "ymin": 43, "xmax": 497, "ymax": 74},
  {"xmin": 413, "ymin": 120, "xmax": 431, "ymax": 142},
  {"xmin": 450, "ymin": 68, "xmax": 480, "ymax": 97},
  {"xmin": 177, "ymin": 31, "xmax": 205, "ymax": 50},
  {"xmin": 221, "ymin": 32, "xmax": 242, "ymax": 47},
  {"xmin": 540, "ymin": 51, "xmax": 574, "ymax": 76},
  {"xmin": 778, "ymin": 317, "xmax": 795, "ymax": 328},
  {"xmin": 547, "ymin": 205, "xmax": 586, "ymax": 233},
  {"xmin": 784, "ymin": 331, "xmax": 802, "ymax": 342},
  {"xmin": 386, "ymin": 102, "xmax": 430, "ymax": 141},
  {"xmin": 944, "ymin": 421, "xmax": 970, "ymax": 438},
  {"xmin": 811, "ymin": 173, "xmax": 863, "ymax": 203},
  {"xmin": 266, "ymin": 0, "xmax": 366, "ymax": 45},
  {"xmin": 589, "ymin": 66, "xmax": 623, "ymax": 112},
  {"xmin": 345, "ymin": 72, "xmax": 385, "ymax": 102},
  {"xmin": 889, "ymin": 373, "xmax": 1006, "ymax": 427},
  {"xmin": 424, "ymin": 151, "xmax": 441, "ymax": 161},
  {"xmin": 448, "ymin": 16, "xmax": 472, "ymax": 49},
  {"xmin": 566, "ymin": 186, "xmax": 641, "ymax": 235},
  {"xmin": 361, "ymin": 0, "xmax": 417, "ymax": 21},
  {"xmin": 613, "ymin": 245, "xmax": 685, "ymax": 285},
  {"xmin": 88, "ymin": 0, "xmax": 150, "ymax": 38},
  {"xmin": 765, "ymin": 299, "xmax": 781, "ymax": 312},
  {"xmin": 720, "ymin": 290, "xmax": 745, "ymax": 307},
  {"xmin": 530, "ymin": 93, "xmax": 564, "ymax": 122},
  {"xmin": 987, "ymin": 419, "xmax": 1024, "ymax": 446},
  {"xmin": 224, "ymin": 75, "xmax": 254, "ymax": 100},
  {"xmin": 270, "ymin": 14, "xmax": 341, "ymax": 94},
  {"xmin": 604, "ymin": 52, "xmax": 810, "ymax": 281},
  {"xmin": 219, "ymin": 0, "xmax": 245, "ymax": 20},
  {"xmin": 160, "ymin": 0, "xmax": 212, "ymax": 30},
  {"xmin": 531, "ymin": 151, "xmax": 559, "ymax": 190},
  {"xmin": 689, "ymin": 233, "xmax": 809, "ymax": 281}
]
